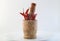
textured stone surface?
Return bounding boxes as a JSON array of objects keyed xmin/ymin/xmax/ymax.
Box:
[{"xmin": 23, "ymin": 20, "xmax": 37, "ymax": 39}]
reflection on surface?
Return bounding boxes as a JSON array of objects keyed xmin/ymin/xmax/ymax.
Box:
[
  {"xmin": 0, "ymin": 32, "xmax": 52, "ymax": 41},
  {"xmin": 8, "ymin": 39, "xmax": 47, "ymax": 41},
  {"xmin": 7, "ymin": 36, "xmax": 48, "ymax": 41},
  {"xmin": 0, "ymin": 33, "xmax": 60, "ymax": 41},
  {"xmin": 23, "ymin": 39, "xmax": 47, "ymax": 41},
  {"xmin": 1, "ymin": 32, "xmax": 60, "ymax": 41}
]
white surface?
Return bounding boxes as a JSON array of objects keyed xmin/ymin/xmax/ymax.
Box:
[
  {"xmin": 0, "ymin": 32, "xmax": 60, "ymax": 41},
  {"xmin": 0, "ymin": 0, "xmax": 60, "ymax": 41}
]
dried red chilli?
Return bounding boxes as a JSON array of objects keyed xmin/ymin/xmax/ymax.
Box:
[
  {"xmin": 30, "ymin": 14, "xmax": 37, "ymax": 20},
  {"xmin": 20, "ymin": 9, "xmax": 37, "ymax": 20},
  {"xmin": 25, "ymin": 9, "xmax": 29, "ymax": 15},
  {"xmin": 31, "ymin": 14, "xmax": 37, "ymax": 20}
]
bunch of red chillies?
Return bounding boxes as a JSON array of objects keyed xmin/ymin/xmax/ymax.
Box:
[{"xmin": 20, "ymin": 9, "xmax": 37, "ymax": 20}]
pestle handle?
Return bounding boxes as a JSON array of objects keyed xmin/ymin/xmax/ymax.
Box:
[
  {"xmin": 29, "ymin": 3, "xmax": 36, "ymax": 14},
  {"xmin": 28, "ymin": 3, "xmax": 36, "ymax": 20}
]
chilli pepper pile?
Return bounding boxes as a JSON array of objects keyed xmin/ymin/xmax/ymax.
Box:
[{"xmin": 20, "ymin": 3, "xmax": 37, "ymax": 20}]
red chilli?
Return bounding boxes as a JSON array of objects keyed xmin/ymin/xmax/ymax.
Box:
[{"xmin": 20, "ymin": 9, "xmax": 37, "ymax": 20}]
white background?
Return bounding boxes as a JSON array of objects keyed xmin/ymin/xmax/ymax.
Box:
[{"xmin": 0, "ymin": 0, "xmax": 60, "ymax": 41}]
